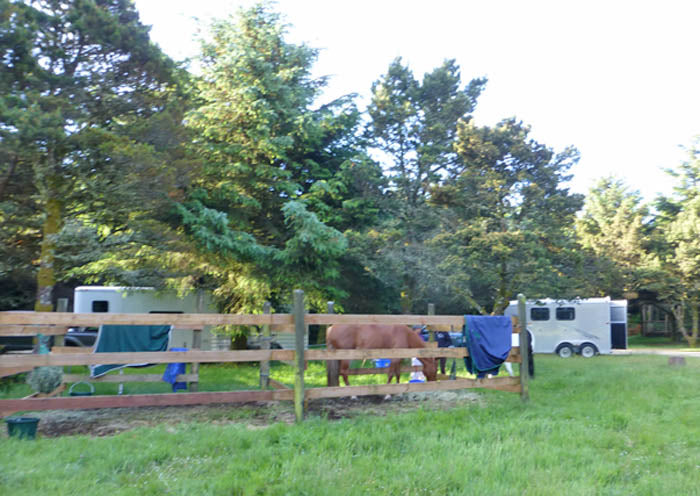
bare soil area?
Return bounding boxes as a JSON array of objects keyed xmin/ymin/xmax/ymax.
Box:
[{"xmin": 7, "ymin": 390, "xmax": 482, "ymax": 438}]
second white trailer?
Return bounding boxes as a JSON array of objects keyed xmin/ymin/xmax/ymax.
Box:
[{"xmin": 504, "ymin": 297, "xmax": 627, "ymax": 357}]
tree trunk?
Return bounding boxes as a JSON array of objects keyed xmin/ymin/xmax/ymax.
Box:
[
  {"xmin": 34, "ymin": 181, "xmax": 63, "ymax": 312},
  {"xmin": 690, "ymin": 304, "xmax": 699, "ymax": 348},
  {"xmin": 492, "ymin": 257, "xmax": 509, "ymax": 315},
  {"xmin": 671, "ymin": 302, "xmax": 697, "ymax": 348}
]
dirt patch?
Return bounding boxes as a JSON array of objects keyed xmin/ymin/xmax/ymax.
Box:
[{"xmin": 7, "ymin": 390, "xmax": 482, "ymax": 438}]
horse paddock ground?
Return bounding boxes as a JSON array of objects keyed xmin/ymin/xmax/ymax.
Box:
[{"xmin": 4, "ymin": 389, "xmax": 483, "ymax": 437}]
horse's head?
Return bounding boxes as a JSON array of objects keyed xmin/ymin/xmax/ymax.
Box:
[{"xmin": 420, "ymin": 357, "xmax": 438, "ymax": 381}]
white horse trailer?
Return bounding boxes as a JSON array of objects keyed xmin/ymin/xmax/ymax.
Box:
[
  {"xmin": 73, "ymin": 286, "xmax": 218, "ymax": 350},
  {"xmin": 504, "ymin": 297, "xmax": 627, "ymax": 357}
]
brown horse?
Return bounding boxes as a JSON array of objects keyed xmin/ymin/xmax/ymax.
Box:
[{"xmin": 326, "ymin": 324, "xmax": 438, "ymax": 385}]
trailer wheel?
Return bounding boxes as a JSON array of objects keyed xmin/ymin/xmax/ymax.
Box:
[
  {"xmin": 555, "ymin": 343, "xmax": 574, "ymax": 358},
  {"xmin": 579, "ymin": 342, "xmax": 597, "ymax": 358}
]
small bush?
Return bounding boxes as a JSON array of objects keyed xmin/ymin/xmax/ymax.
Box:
[{"xmin": 26, "ymin": 366, "xmax": 63, "ymax": 393}]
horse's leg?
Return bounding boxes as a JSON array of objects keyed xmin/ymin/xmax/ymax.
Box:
[
  {"xmin": 339, "ymin": 359, "xmax": 358, "ymax": 399},
  {"xmin": 387, "ymin": 359, "xmax": 402, "ymax": 384},
  {"xmin": 389, "ymin": 358, "xmax": 401, "ymax": 384},
  {"xmin": 383, "ymin": 359, "xmax": 400, "ymax": 400},
  {"xmin": 339, "ymin": 359, "xmax": 351, "ymax": 386}
]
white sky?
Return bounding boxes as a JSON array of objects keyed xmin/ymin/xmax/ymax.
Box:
[{"xmin": 133, "ymin": 0, "xmax": 700, "ymax": 202}]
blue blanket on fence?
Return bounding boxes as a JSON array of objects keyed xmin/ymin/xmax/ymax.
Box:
[
  {"xmin": 463, "ymin": 316, "xmax": 512, "ymax": 378},
  {"xmin": 90, "ymin": 325, "xmax": 171, "ymax": 378}
]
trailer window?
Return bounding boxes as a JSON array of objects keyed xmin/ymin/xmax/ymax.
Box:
[
  {"xmin": 610, "ymin": 306, "xmax": 626, "ymax": 322},
  {"xmin": 92, "ymin": 300, "xmax": 109, "ymax": 312},
  {"xmin": 530, "ymin": 308, "xmax": 550, "ymax": 321},
  {"xmin": 556, "ymin": 307, "xmax": 575, "ymax": 320}
]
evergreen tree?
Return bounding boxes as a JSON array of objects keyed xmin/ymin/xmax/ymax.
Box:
[
  {"xmin": 431, "ymin": 118, "xmax": 583, "ymax": 313},
  {"xmin": 0, "ymin": 0, "xmax": 177, "ymax": 310},
  {"xmin": 367, "ymin": 58, "xmax": 485, "ymax": 208},
  {"xmin": 180, "ymin": 4, "xmax": 362, "ymax": 311},
  {"xmin": 365, "ymin": 58, "xmax": 486, "ymax": 312},
  {"xmin": 651, "ymin": 138, "xmax": 700, "ymax": 347},
  {"xmin": 53, "ymin": 78, "xmax": 205, "ymax": 294},
  {"xmin": 575, "ymin": 176, "xmax": 650, "ymax": 297}
]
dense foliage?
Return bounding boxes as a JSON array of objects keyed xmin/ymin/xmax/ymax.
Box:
[
  {"xmin": 0, "ymin": 0, "xmax": 181, "ymax": 310},
  {"xmin": 1, "ymin": 2, "xmax": 698, "ymax": 345}
]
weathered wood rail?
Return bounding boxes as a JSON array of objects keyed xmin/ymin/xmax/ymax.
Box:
[{"xmin": 0, "ymin": 292, "xmax": 530, "ymax": 421}]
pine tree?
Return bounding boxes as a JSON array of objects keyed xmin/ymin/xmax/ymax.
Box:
[
  {"xmin": 652, "ymin": 138, "xmax": 700, "ymax": 347},
  {"xmin": 0, "ymin": 0, "xmax": 176, "ymax": 310},
  {"xmin": 575, "ymin": 176, "xmax": 649, "ymax": 297},
  {"xmin": 180, "ymin": 4, "xmax": 361, "ymax": 311},
  {"xmin": 431, "ymin": 119, "xmax": 583, "ymax": 313},
  {"xmin": 365, "ymin": 58, "xmax": 486, "ymax": 312}
]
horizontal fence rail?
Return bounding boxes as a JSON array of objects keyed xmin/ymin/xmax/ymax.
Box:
[
  {"xmin": 0, "ymin": 347, "xmax": 520, "ymax": 368},
  {"xmin": 0, "ymin": 312, "xmax": 294, "ymax": 328},
  {"xmin": 0, "ymin": 313, "xmax": 474, "ymax": 333},
  {"xmin": 0, "ymin": 376, "xmax": 523, "ymax": 415}
]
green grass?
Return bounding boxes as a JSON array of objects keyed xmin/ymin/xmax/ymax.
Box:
[
  {"xmin": 2, "ymin": 355, "xmax": 699, "ymax": 495},
  {"xmin": 627, "ymin": 334, "xmax": 697, "ymax": 352}
]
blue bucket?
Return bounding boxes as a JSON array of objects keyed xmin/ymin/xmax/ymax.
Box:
[
  {"xmin": 374, "ymin": 358, "xmax": 390, "ymax": 368},
  {"xmin": 409, "ymin": 378, "xmax": 425, "ymax": 383}
]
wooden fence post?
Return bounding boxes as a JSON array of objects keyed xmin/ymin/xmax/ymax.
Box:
[
  {"xmin": 189, "ymin": 292, "xmax": 208, "ymax": 392},
  {"xmin": 260, "ymin": 302, "xmax": 271, "ymax": 389},
  {"xmin": 54, "ymin": 298, "xmax": 68, "ymax": 347},
  {"xmin": 517, "ymin": 293, "xmax": 530, "ymax": 402},
  {"xmin": 427, "ymin": 303, "xmax": 436, "ymax": 342},
  {"xmin": 189, "ymin": 329, "xmax": 201, "ymax": 392},
  {"xmin": 326, "ymin": 301, "xmax": 339, "ymax": 387},
  {"xmin": 293, "ymin": 290, "xmax": 305, "ymax": 422}
]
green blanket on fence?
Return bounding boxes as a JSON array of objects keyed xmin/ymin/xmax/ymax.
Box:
[{"xmin": 90, "ymin": 325, "xmax": 172, "ymax": 378}]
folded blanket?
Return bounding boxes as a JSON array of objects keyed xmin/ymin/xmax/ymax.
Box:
[{"xmin": 463, "ymin": 316, "xmax": 512, "ymax": 378}]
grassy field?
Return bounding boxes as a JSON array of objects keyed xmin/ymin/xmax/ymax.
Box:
[
  {"xmin": 627, "ymin": 333, "xmax": 697, "ymax": 351},
  {"xmin": 1, "ymin": 354, "xmax": 699, "ymax": 495}
]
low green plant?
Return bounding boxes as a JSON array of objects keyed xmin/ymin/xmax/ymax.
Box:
[{"xmin": 26, "ymin": 366, "xmax": 63, "ymax": 394}]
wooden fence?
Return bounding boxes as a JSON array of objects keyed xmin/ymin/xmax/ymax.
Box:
[{"xmin": 0, "ymin": 291, "xmax": 530, "ymax": 421}]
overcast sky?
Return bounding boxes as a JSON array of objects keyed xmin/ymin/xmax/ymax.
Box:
[{"xmin": 133, "ymin": 0, "xmax": 700, "ymax": 202}]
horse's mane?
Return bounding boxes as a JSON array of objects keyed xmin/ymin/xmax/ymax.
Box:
[{"xmin": 406, "ymin": 328, "xmax": 427, "ymax": 348}]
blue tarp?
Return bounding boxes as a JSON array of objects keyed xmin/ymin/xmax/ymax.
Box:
[
  {"xmin": 162, "ymin": 347, "xmax": 188, "ymax": 391},
  {"xmin": 463, "ymin": 316, "xmax": 512, "ymax": 378},
  {"xmin": 90, "ymin": 325, "xmax": 171, "ymax": 378}
]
